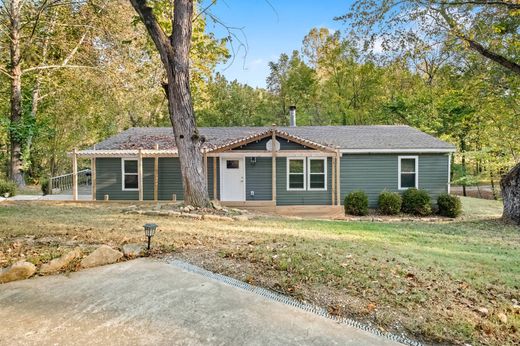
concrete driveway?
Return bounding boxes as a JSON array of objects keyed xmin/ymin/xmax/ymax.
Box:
[{"xmin": 0, "ymin": 259, "xmax": 403, "ymax": 346}]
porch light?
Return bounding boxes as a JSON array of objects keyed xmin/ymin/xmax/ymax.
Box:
[{"xmin": 143, "ymin": 223, "xmax": 158, "ymax": 250}]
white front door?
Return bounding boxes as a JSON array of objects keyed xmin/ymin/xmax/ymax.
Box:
[{"xmin": 220, "ymin": 157, "xmax": 245, "ymax": 201}]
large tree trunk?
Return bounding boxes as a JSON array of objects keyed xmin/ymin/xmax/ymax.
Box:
[
  {"xmin": 9, "ymin": 0, "xmax": 25, "ymax": 187},
  {"xmin": 130, "ymin": 0, "xmax": 210, "ymax": 207},
  {"xmin": 501, "ymin": 162, "xmax": 520, "ymax": 225}
]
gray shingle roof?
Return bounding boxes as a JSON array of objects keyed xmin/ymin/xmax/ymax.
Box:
[{"xmin": 90, "ymin": 125, "xmax": 455, "ymax": 151}]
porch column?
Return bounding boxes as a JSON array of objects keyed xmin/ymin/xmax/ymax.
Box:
[
  {"xmin": 138, "ymin": 148, "xmax": 143, "ymax": 201},
  {"xmin": 91, "ymin": 157, "xmax": 96, "ymax": 201},
  {"xmin": 331, "ymin": 156, "xmax": 335, "ymax": 205},
  {"xmin": 203, "ymin": 151, "xmax": 208, "ymax": 187},
  {"xmin": 154, "ymin": 144, "xmax": 159, "ymax": 202},
  {"xmin": 336, "ymin": 150, "xmax": 341, "ymax": 206},
  {"xmin": 72, "ymin": 148, "xmax": 78, "ymax": 201},
  {"xmin": 213, "ymin": 157, "xmax": 217, "ymax": 200},
  {"xmin": 271, "ymin": 131, "xmax": 277, "ymax": 203}
]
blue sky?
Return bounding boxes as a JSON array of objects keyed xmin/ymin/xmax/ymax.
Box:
[{"xmin": 205, "ymin": 0, "xmax": 352, "ymax": 88}]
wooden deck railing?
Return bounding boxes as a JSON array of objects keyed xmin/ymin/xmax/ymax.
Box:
[{"xmin": 50, "ymin": 169, "xmax": 91, "ymax": 194}]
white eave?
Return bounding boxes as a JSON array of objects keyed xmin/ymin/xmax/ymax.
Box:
[
  {"xmin": 339, "ymin": 148, "xmax": 456, "ymax": 154},
  {"xmin": 69, "ymin": 149, "xmax": 179, "ymax": 158}
]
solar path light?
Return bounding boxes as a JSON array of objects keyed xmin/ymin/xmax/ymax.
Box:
[{"xmin": 143, "ymin": 223, "xmax": 158, "ymax": 250}]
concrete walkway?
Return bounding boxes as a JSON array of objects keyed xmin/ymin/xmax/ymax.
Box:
[{"xmin": 0, "ymin": 259, "xmax": 401, "ymax": 346}]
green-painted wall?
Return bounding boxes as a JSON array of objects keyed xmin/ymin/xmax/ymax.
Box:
[
  {"xmin": 234, "ymin": 136, "xmax": 310, "ymax": 150},
  {"xmin": 96, "ymin": 158, "xmax": 184, "ymax": 201},
  {"xmin": 96, "ymin": 153, "xmax": 449, "ymax": 206},
  {"xmin": 245, "ymin": 157, "xmax": 272, "ymax": 200},
  {"xmin": 340, "ymin": 154, "xmax": 449, "ymax": 207},
  {"xmin": 207, "ymin": 158, "xmax": 220, "ymax": 200},
  {"xmin": 275, "ymin": 157, "xmax": 333, "ymax": 206}
]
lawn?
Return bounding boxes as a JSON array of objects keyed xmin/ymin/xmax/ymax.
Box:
[{"xmin": 0, "ymin": 197, "xmax": 518, "ymax": 345}]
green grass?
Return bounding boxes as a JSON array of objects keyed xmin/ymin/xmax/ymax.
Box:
[{"xmin": 0, "ymin": 197, "xmax": 518, "ymax": 345}]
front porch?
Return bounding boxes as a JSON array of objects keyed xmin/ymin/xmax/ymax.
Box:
[{"xmin": 68, "ymin": 128, "xmax": 343, "ymax": 208}]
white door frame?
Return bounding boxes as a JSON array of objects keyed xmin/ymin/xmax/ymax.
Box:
[{"xmin": 219, "ymin": 156, "xmax": 246, "ymax": 201}]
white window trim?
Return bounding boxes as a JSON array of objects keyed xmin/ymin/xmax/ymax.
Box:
[
  {"xmin": 307, "ymin": 157, "xmax": 327, "ymax": 191},
  {"xmin": 398, "ymin": 155, "xmax": 419, "ymax": 190},
  {"xmin": 286, "ymin": 157, "xmax": 306, "ymax": 191},
  {"xmin": 121, "ymin": 158, "xmax": 139, "ymax": 191}
]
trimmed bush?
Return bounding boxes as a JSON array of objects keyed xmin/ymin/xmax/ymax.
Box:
[
  {"xmin": 0, "ymin": 179, "xmax": 17, "ymax": 197},
  {"xmin": 401, "ymin": 188, "xmax": 432, "ymax": 216},
  {"xmin": 437, "ymin": 193, "xmax": 462, "ymax": 218},
  {"xmin": 344, "ymin": 191, "xmax": 369, "ymax": 216},
  {"xmin": 41, "ymin": 178, "xmax": 49, "ymax": 195},
  {"xmin": 378, "ymin": 191, "xmax": 402, "ymax": 215}
]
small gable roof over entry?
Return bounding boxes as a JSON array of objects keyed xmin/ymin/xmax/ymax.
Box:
[{"xmin": 89, "ymin": 125, "xmax": 455, "ymax": 153}]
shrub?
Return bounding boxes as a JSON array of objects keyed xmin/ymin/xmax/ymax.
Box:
[
  {"xmin": 344, "ymin": 191, "xmax": 369, "ymax": 216},
  {"xmin": 401, "ymin": 188, "xmax": 432, "ymax": 216},
  {"xmin": 0, "ymin": 179, "xmax": 17, "ymax": 197},
  {"xmin": 437, "ymin": 193, "xmax": 462, "ymax": 218},
  {"xmin": 378, "ymin": 191, "xmax": 402, "ymax": 215},
  {"xmin": 41, "ymin": 178, "xmax": 49, "ymax": 195}
]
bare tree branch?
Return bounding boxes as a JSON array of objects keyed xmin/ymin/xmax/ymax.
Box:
[{"xmin": 21, "ymin": 64, "xmax": 97, "ymax": 74}]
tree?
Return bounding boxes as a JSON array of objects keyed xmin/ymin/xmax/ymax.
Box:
[
  {"xmin": 501, "ymin": 162, "xmax": 520, "ymax": 225},
  {"xmin": 337, "ymin": 0, "xmax": 520, "ymax": 75},
  {"xmin": 129, "ymin": 0, "xmax": 210, "ymax": 207},
  {"xmin": 0, "ymin": 0, "xmax": 100, "ymax": 186}
]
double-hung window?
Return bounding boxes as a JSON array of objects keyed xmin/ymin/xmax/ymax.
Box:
[
  {"xmin": 287, "ymin": 158, "xmax": 306, "ymax": 190},
  {"xmin": 398, "ymin": 156, "xmax": 418, "ymax": 189},
  {"xmin": 308, "ymin": 158, "xmax": 327, "ymax": 190},
  {"xmin": 122, "ymin": 159, "xmax": 139, "ymax": 190},
  {"xmin": 287, "ymin": 157, "xmax": 327, "ymax": 191}
]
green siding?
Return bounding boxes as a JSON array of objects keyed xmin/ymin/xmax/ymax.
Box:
[
  {"xmin": 95, "ymin": 157, "xmax": 184, "ymax": 201},
  {"xmin": 245, "ymin": 157, "xmax": 272, "ymax": 200},
  {"xmin": 340, "ymin": 154, "xmax": 449, "ymax": 207},
  {"xmin": 234, "ymin": 136, "xmax": 310, "ymax": 150},
  {"xmin": 207, "ymin": 158, "xmax": 220, "ymax": 200},
  {"xmin": 276, "ymin": 157, "xmax": 333, "ymax": 206}
]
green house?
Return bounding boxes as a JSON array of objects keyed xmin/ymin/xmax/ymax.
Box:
[{"xmin": 73, "ymin": 125, "xmax": 455, "ymax": 208}]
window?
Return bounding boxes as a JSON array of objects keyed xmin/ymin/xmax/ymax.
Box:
[
  {"xmin": 226, "ymin": 160, "xmax": 239, "ymax": 169},
  {"xmin": 122, "ymin": 159, "xmax": 138, "ymax": 190},
  {"xmin": 398, "ymin": 156, "xmax": 418, "ymax": 189},
  {"xmin": 308, "ymin": 158, "xmax": 327, "ymax": 190},
  {"xmin": 287, "ymin": 158, "xmax": 306, "ymax": 190}
]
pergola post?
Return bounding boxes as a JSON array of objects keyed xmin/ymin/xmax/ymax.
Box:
[
  {"xmin": 331, "ymin": 156, "xmax": 335, "ymax": 205},
  {"xmin": 138, "ymin": 148, "xmax": 143, "ymax": 201},
  {"xmin": 336, "ymin": 150, "xmax": 341, "ymax": 206},
  {"xmin": 213, "ymin": 157, "xmax": 217, "ymax": 200},
  {"xmin": 91, "ymin": 157, "xmax": 96, "ymax": 201},
  {"xmin": 271, "ymin": 130, "xmax": 277, "ymax": 204},
  {"xmin": 72, "ymin": 148, "xmax": 78, "ymax": 201}
]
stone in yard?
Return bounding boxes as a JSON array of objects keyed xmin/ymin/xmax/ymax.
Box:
[
  {"xmin": 40, "ymin": 248, "xmax": 82, "ymax": 274},
  {"xmin": 0, "ymin": 261, "xmax": 36, "ymax": 284},
  {"xmin": 122, "ymin": 244, "xmax": 144, "ymax": 258},
  {"xmin": 497, "ymin": 312, "xmax": 508, "ymax": 324},
  {"xmin": 80, "ymin": 245, "xmax": 123, "ymax": 268},
  {"xmin": 210, "ymin": 201, "xmax": 223, "ymax": 210},
  {"xmin": 476, "ymin": 307, "xmax": 489, "ymax": 316}
]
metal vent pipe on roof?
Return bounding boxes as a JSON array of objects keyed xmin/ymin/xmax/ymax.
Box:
[{"xmin": 289, "ymin": 106, "xmax": 296, "ymax": 127}]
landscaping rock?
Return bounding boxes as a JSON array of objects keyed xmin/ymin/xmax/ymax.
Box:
[
  {"xmin": 476, "ymin": 307, "xmax": 489, "ymax": 316},
  {"xmin": 122, "ymin": 244, "xmax": 144, "ymax": 258},
  {"xmin": 40, "ymin": 248, "xmax": 82, "ymax": 274},
  {"xmin": 0, "ymin": 261, "xmax": 36, "ymax": 284},
  {"xmin": 168, "ymin": 211, "xmax": 181, "ymax": 217},
  {"xmin": 210, "ymin": 201, "xmax": 223, "ymax": 210},
  {"xmin": 80, "ymin": 245, "xmax": 123, "ymax": 268},
  {"xmin": 497, "ymin": 312, "xmax": 508, "ymax": 324}
]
